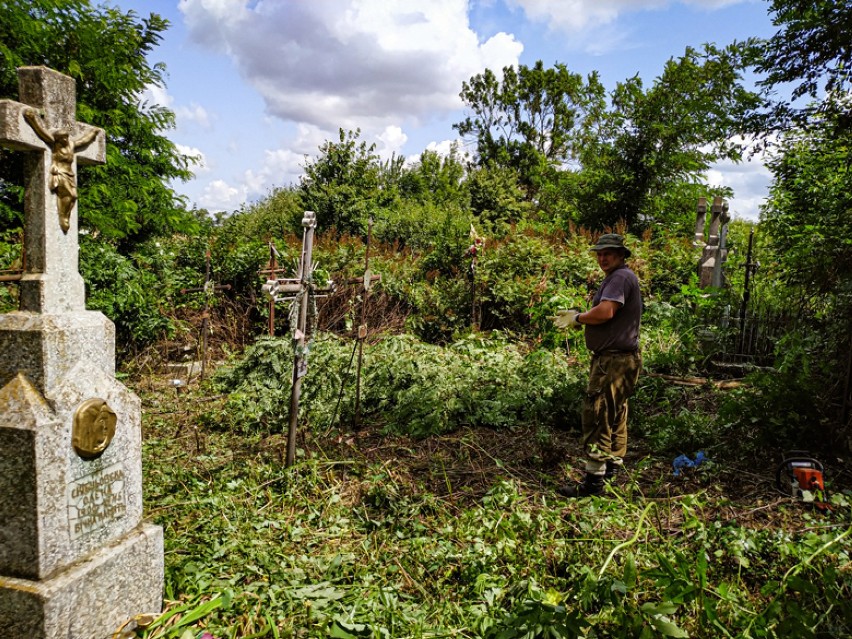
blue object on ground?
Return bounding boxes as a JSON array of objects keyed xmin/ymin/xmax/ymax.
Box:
[{"xmin": 673, "ymin": 451, "xmax": 707, "ymax": 476}]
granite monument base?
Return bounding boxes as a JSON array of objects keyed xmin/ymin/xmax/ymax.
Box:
[{"xmin": 0, "ymin": 523, "xmax": 163, "ymax": 639}]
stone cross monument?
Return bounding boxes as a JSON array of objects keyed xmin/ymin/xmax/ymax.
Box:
[
  {"xmin": 695, "ymin": 195, "xmax": 731, "ymax": 288},
  {"xmin": 0, "ymin": 67, "xmax": 163, "ymax": 638}
]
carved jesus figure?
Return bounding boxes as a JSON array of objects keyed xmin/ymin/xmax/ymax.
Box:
[{"xmin": 23, "ymin": 107, "xmax": 99, "ymax": 233}]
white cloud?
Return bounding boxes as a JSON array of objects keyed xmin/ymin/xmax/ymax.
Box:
[
  {"xmin": 425, "ymin": 138, "xmax": 463, "ymax": 156},
  {"xmin": 506, "ymin": 0, "xmax": 748, "ymax": 32},
  {"xmin": 179, "ymin": 0, "xmax": 523, "ymax": 136},
  {"xmin": 140, "ymin": 84, "xmax": 172, "ymax": 109},
  {"xmin": 247, "ymin": 148, "xmax": 306, "ymax": 192},
  {"xmin": 375, "ymin": 125, "xmax": 408, "ymax": 159},
  {"xmin": 175, "ymin": 144, "xmax": 209, "ymax": 173},
  {"xmin": 198, "ymin": 179, "xmax": 245, "ymax": 212},
  {"xmin": 291, "ymin": 124, "xmax": 331, "ymax": 156},
  {"xmin": 175, "ymin": 103, "xmax": 213, "ymax": 129},
  {"xmin": 140, "ymin": 84, "xmax": 214, "ymax": 131},
  {"xmin": 705, "ymin": 158, "xmax": 771, "ymax": 221}
]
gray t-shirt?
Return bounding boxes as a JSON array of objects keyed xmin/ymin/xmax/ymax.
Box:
[{"xmin": 584, "ymin": 265, "xmax": 642, "ymax": 353}]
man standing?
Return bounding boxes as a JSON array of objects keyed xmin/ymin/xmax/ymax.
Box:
[{"xmin": 555, "ymin": 234, "xmax": 642, "ymax": 497}]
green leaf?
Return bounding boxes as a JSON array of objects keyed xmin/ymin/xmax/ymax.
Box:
[
  {"xmin": 330, "ymin": 618, "xmax": 372, "ymax": 638},
  {"xmin": 641, "ymin": 601, "xmax": 678, "ymax": 616},
  {"xmin": 650, "ymin": 616, "xmax": 689, "ymax": 638}
]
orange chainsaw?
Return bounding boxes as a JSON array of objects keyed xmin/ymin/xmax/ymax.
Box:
[{"xmin": 775, "ymin": 451, "xmax": 829, "ymax": 510}]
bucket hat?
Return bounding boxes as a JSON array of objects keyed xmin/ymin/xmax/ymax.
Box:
[{"xmin": 589, "ymin": 233, "xmax": 631, "ymax": 258}]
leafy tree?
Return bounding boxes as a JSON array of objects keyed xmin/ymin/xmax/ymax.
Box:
[
  {"xmin": 466, "ymin": 163, "xmax": 529, "ymax": 226},
  {"xmin": 220, "ymin": 186, "xmax": 304, "ymax": 243},
  {"xmin": 576, "ymin": 43, "xmax": 761, "ymax": 230},
  {"xmin": 454, "ymin": 61, "xmax": 605, "ymax": 201},
  {"xmin": 398, "ymin": 146, "xmax": 467, "ymax": 207},
  {"xmin": 755, "ymin": 0, "xmax": 852, "ymax": 133},
  {"xmin": 0, "ymin": 0, "xmax": 197, "ymax": 246},
  {"xmin": 299, "ymin": 129, "xmax": 390, "ymax": 235},
  {"xmin": 762, "ymin": 125, "xmax": 852, "ymax": 298}
]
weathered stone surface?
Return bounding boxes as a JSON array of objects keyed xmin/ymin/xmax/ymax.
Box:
[
  {"xmin": 0, "ymin": 523, "xmax": 164, "ymax": 639},
  {"xmin": 0, "ymin": 311, "xmax": 115, "ymax": 396},
  {"xmin": 0, "ymin": 332, "xmax": 144, "ymax": 580},
  {"xmin": 0, "ymin": 66, "xmax": 162, "ymax": 639},
  {"xmin": 696, "ymin": 196, "xmax": 731, "ymax": 289},
  {"xmin": 0, "ymin": 67, "xmax": 105, "ymax": 314},
  {"xmin": 0, "ymin": 374, "xmax": 54, "ymax": 578}
]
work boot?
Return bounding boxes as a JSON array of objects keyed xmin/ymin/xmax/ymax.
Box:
[
  {"xmin": 605, "ymin": 460, "xmax": 623, "ymax": 481},
  {"xmin": 558, "ymin": 473, "xmax": 605, "ymax": 498}
]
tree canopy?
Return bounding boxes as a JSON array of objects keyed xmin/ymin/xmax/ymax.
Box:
[
  {"xmin": 757, "ymin": 0, "xmax": 852, "ymax": 309},
  {"xmin": 455, "ymin": 46, "xmax": 760, "ymax": 230},
  {"xmin": 0, "ymin": 0, "xmax": 197, "ymax": 245},
  {"xmin": 455, "ymin": 61, "xmax": 605, "ymax": 200},
  {"xmin": 756, "ymin": 0, "xmax": 852, "ymax": 133},
  {"xmin": 577, "ymin": 43, "xmax": 761, "ymax": 229}
]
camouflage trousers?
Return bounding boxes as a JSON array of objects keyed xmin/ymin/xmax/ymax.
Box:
[{"xmin": 581, "ymin": 350, "xmax": 642, "ymax": 475}]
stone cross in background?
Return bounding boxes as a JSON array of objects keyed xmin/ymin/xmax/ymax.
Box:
[
  {"xmin": 695, "ymin": 195, "xmax": 731, "ymax": 288},
  {"xmin": 693, "ymin": 197, "xmax": 708, "ymax": 247},
  {"xmin": 0, "ymin": 66, "xmax": 163, "ymax": 638}
]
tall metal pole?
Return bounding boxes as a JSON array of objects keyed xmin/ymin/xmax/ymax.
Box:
[
  {"xmin": 286, "ymin": 211, "xmax": 316, "ymax": 467},
  {"xmin": 179, "ymin": 247, "xmax": 230, "ymax": 381},
  {"xmin": 738, "ymin": 227, "xmax": 755, "ymax": 355},
  {"xmin": 200, "ymin": 249, "xmax": 211, "ymax": 380},
  {"xmin": 268, "ymin": 242, "xmax": 278, "ymax": 336},
  {"xmin": 353, "ymin": 217, "xmax": 373, "ymax": 430},
  {"xmin": 470, "ymin": 256, "xmax": 477, "ymax": 329},
  {"xmin": 842, "ymin": 332, "xmax": 852, "ymax": 428}
]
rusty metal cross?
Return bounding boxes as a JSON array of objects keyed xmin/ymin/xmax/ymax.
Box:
[
  {"xmin": 261, "ymin": 211, "xmax": 334, "ymax": 466},
  {"xmin": 179, "ymin": 248, "xmax": 231, "ymax": 380}
]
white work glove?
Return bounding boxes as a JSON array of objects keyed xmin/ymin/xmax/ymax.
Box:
[{"xmin": 552, "ymin": 308, "xmax": 583, "ymax": 330}]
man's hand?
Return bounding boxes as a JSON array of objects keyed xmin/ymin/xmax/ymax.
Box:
[{"xmin": 553, "ymin": 309, "xmax": 583, "ymax": 330}]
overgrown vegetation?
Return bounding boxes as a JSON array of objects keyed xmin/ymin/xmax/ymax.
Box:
[
  {"xmin": 138, "ymin": 376, "xmax": 852, "ymax": 639},
  {"xmin": 2, "ymin": 1, "xmax": 852, "ymax": 637}
]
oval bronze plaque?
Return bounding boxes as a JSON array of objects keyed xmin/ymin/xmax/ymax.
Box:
[{"xmin": 72, "ymin": 398, "xmax": 117, "ymax": 459}]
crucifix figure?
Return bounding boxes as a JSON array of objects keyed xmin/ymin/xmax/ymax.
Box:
[
  {"xmin": 261, "ymin": 211, "xmax": 334, "ymax": 466},
  {"xmin": 23, "ymin": 107, "xmax": 99, "ymax": 233},
  {"xmin": 0, "ymin": 66, "xmax": 105, "ymax": 314},
  {"xmin": 0, "ymin": 67, "xmax": 164, "ymax": 639}
]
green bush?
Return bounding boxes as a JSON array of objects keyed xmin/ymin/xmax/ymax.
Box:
[
  {"xmin": 80, "ymin": 236, "xmax": 175, "ymax": 349},
  {"xmin": 717, "ymin": 368, "xmax": 825, "ymax": 457},
  {"xmin": 0, "ymin": 229, "xmax": 21, "ymax": 312},
  {"xmin": 365, "ymin": 333, "xmax": 585, "ymax": 436}
]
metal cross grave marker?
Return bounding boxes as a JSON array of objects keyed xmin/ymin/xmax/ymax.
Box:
[
  {"xmin": 349, "ymin": 217, "xmax": 381, "ymax": 430},
  {"xmin": 257, "ymin": 241, "xmax": 282, "ymax": 336},
  {"xmin": 261, "ymin": 211, "xmax": 334, "ymax": 466},
  {"xmin": 0, "ymin": 66, "xmax": 105, "ymax": 314},
  {"xmin": 179, "ymin": 248, "xmax": 231, "ymax": 380}
]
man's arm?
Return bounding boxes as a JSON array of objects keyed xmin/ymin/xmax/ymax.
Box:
[{"xmin": 578, "ymin": 300, "xmax": 620, "ymax": 325}]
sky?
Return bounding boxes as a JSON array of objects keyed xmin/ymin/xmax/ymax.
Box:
[{"xmin": 110, "ymin": 0, "xmax": 778, "ymax": 221}]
